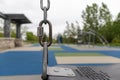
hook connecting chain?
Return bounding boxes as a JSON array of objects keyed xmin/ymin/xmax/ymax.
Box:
[{"xmin": 38, "ymin": 20, "xmax": 52, "ymax": 47}]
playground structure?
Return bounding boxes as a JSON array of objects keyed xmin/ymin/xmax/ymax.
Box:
[
  {"xmin": 0, "ymin": 12, "xmax": 31, "ymax": 49},
  {"xmin": 77, "ymin": 28, "xmax": 109, "ymax": 47}
]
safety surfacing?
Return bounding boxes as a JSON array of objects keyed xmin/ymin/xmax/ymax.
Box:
[{"xmin": 0, "ymin": 44, "xmax": 120, "ymax": 80}]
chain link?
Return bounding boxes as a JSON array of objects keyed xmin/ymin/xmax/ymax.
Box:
[
  {"xmin": 43, "ymin": 7, "xmax": 47, "ymax": 24},
  {"xmin": 40, "ymin": 0, "xmax": 50, "ymax": 11}
]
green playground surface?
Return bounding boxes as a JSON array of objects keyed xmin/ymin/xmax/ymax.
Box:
[{"xmin": 55, "ymin": 52, "xmax": 106, "ymax": 57}]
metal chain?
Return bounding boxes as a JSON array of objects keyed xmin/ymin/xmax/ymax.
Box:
[
  {"xmin": 40, "ymin": 0, "xmax": 50, "ymax": 11},
  {"xmin": 38, "ymin": 0, "xmax": 52, "ymax": 80},
  {"xmin": 38, "ymin": 0, "xmax": 52, "ymax": 47},
  {"xmin": 40, "ymin": 0, "xmax": 50, "ymax": 23}
]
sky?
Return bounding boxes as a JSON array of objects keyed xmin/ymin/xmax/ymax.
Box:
[{"xmin": 0, "ymin": 0, "xmax": 120, "ymax": 36}]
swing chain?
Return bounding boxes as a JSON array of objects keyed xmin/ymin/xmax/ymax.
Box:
[
  {"xmin": 38, "ymin": 0, "xmax": 52, "ymax": 80},
  {"xmin": 38, "ymin": 0, "xmax": 52, "ymax": 47},
  {"xmin": 40, "ymin": 0, "xmax": 50, "ymax": 11},
  {"xmin": 40, "ymin": 0, "xmax": 50, "ymax": 23}
]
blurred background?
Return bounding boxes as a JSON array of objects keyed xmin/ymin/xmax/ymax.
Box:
[{"xmin": 0, "ymin": 0, "xmax": 120, "ymax": 46}]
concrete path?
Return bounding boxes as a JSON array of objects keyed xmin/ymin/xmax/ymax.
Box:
[
  {"xmin": 0, "ymin": 45, "xmax": 42, "ymax": 53},
  {"xmin": 0, "ymin": 75, "xmax": 42, "ymax": 80},
  {"xmin": 56, "ymin": 56, "xmax": 120, "ymax": 64}
]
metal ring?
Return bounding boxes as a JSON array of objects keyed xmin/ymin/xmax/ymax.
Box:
[
  {"xmin": 39, "ymin": 20, "xmax": 52, "ymax": 47},
  {"xmin": 40, "ymin": 0, "xmax": 50, "ymax": 11}
]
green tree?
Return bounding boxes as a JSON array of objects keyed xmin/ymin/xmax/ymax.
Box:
[
  {"xmin": 63, "ymin": 21, "xmax": 78, "ymax": 43},
  {"xmin": 0, "ymin": 33, "xmax": 3, "ymax": 37},
  {"xmin": 82, "ymin": 3, "xmax": 100, "ymax": 44},
  {"xmin": 0, "ymin": 27, "xmax": 3, "ymax": 37},
  {"xmin": 0, "ymin": 27, "xmax": 3, "ymax": 32},
  {"xmin": 99, "ymin": 3, "xmax": 112, "ymax": 26},
  {"xmin": 26, "ymin": 32, "xmax": 38, "ymax": 42},
  {"xmin": 82, "ymin": 3, "xmax": 99, "ymax": 31},
  {"xmin": 11, "ymin": 31, "xmax": 16, "ymax": 38},
  {"xmin": 10, "ymin": 23, "xmax": 28, "ymax": 38},
  {"xmin": 0, "ymin": 18, "xmax": 3, "ymax": 33},
  {"xmin": 82, "ymin": 3, "xmax": 112, "ymax": 43},
  {"xmin": 64, "ymin": 21, "xmax": 78, "ymax": 38},
  {"xmin": 99, "ymin": 3, "xmax": 113, "ymax": 42},
  {"xmin": 112, "ymin": 13, "xmax": 120, "ymax": 43},
  {"xmin": 21, "ymin": 26, "xmax": 29, "ymax": 36},
  {"xmin": 42, "ymin": 33, "xmax": 49, "ymax": 42},
  {"xmin": 82, "ymin": 3, "xmax": 112, "ymax": 31}
]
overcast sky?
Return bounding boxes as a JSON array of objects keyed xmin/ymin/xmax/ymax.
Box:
[{"xmin": 0, "ymin": 0, "xmax": 120, "ymax": 36}]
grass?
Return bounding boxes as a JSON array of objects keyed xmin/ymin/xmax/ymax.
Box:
[
  {"xmin": 110, "ymin": 43, "xmax": 120, "ymax": 47},
  {"xmin": 55, "ymin": 52, "xmax": 106, "ymax": 56}
]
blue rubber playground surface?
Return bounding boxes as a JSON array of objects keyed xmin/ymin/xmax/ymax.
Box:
[{"xmin": 0, "ymin": 44, "xmax": 120, "ymax": 76}]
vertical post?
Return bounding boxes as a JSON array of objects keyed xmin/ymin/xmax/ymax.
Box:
[
  {"xmin": 4, "ymin": 18, "xmax": 11, "ymax": 37},
  {"xmin": 15, "ymin": 23, "xmax": 23, "ymax": 47},
  {"xmin": 88, "ymin": 34, "xmax": 90, "ymax": 45},
  {"xmin": 16, "ymin": 23, "xmax": 21, "ymax": 39},
  {"xmin": 92, "ymin": 36, "xmax": 95, "ymax": 47}
]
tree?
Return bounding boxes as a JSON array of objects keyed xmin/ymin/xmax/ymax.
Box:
[
  {"xmin": 64, "ymin": 21, "xmax": 78, "ymax": 38},
  {"xmin": 42, "ymin": 33, "xmax": 49, "ymax": 42},
  {"xmin": 0, "ymin": 18, "xmax": 4, "ymax": 37},
  {"xmin": 82, "ymin": 3, "xmax": 99, "ymax": 31},
  {"xmin": 11, "ymin": 31, "xmax": 16, "ymax": 38},
  {"xmin": 10, "ymin": 23, "xmax": 29, "ymax": 38},
  {"xmin": 26, "ymin": 32, "xmax": 38, "ymax": 42},
  {"xmin": 21, "ymin": 26, "xmax": 29, "ymax": 36},
  {"xmin": 98, "ymin": 3, "xmax": 113, "ymax": 42},
  {"xmin": 82, "ymin": 3, "xmax": 100, "ymax": 44},
  {"xmin": 82, "ymin": 3, "xmax": 113, "ymax": 43},
  {"xmin": 0, "ymin": 27, "xmax": 3, "ymax": 37},
  {"xmin": 99, "ymin": 3, "xmax": 112, "ymax": 26},
  {"xmin": 0, "ymin": 27, "xmax": 3, "ymax": 32},
  {"xmin": 0, "ymin": 33, "xmax": 3, "ymax": 37},
  {"xmin": 112, "ymin": 13, "xmax": 120, "ymax": 43},
  {"xmin": 63, "ymin": 21, "xmax": 78, "ymax": 43},
  {"xmin": 82, "ymin": 3, "xmax": 112, "ymax": 31}
]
